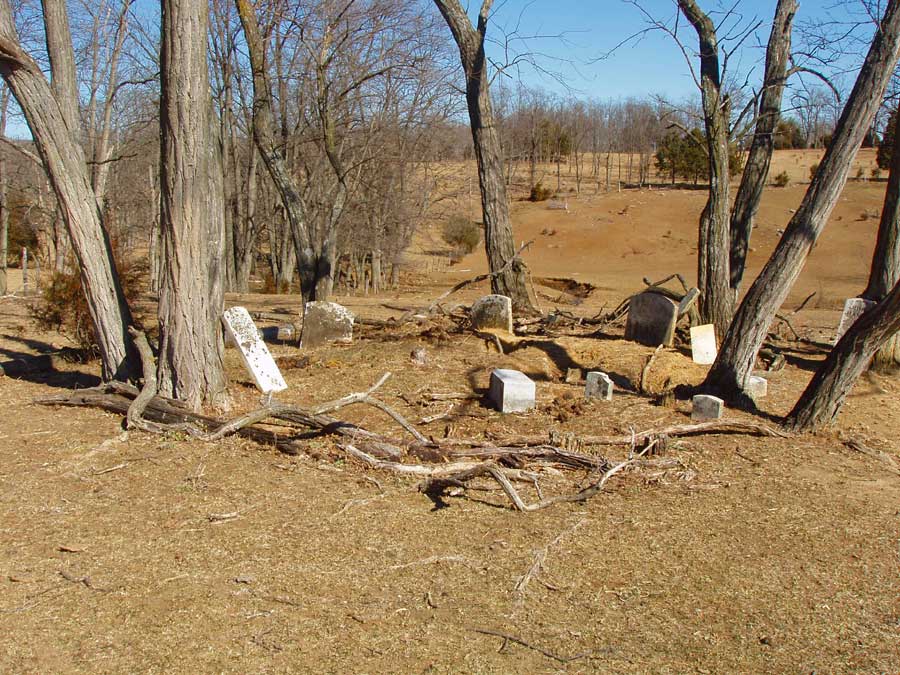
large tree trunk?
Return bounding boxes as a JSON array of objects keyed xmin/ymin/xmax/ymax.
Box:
[
  {"xmin": 862, "ymin": 103, "xmax": 900, "ymax": 370},
  {"xmin": 157, "ymin": 0, "xmax": 227, "ymax": 409},
  {"xmin": 0, "ymin": 0, "xmax": 137, "ymax": 381},
  {"xmin": 678, "ymin": 0, "xmax": 733, "ymax": 339},
  {"xmin": 785, "ymin": 277, "xmax": 900, "ymax": 431},
  {"xmin": 704, "ymin": 0, "xmax": 900, "ymax": 400},
  {"xmin": 433, "ymin": 0, "xmax": 535, "ymax": 312},
  {"xmin": 729, "ymin": 0, "xmax": 797, "ymax": 295},
  {"xmin": 235, "ymin": 0, "xmax": 318, "ymax": 302}
]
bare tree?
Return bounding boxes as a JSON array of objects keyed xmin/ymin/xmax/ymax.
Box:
[
  {"xmin": 704, "ymin": 0, "xmax": 900, "ymax": 400},
  {"xmin": 0, "ymin": 85, "xmax": 8, "ymax": 296},
  {"xmin": 432, "ymin": 0, "xmax": 534, "ymax": 312},
  {"xmin": 0, "ymin": 0, "xmax": 137, "ymax": 380},
  {"xmin": 157, "ymin": 0, "xmax": 227, "ymax": 408}
]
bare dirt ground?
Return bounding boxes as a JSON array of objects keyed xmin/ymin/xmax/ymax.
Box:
[{"xmin": 1, "ymin": 149, "xmax": 899, "ymax": 673}]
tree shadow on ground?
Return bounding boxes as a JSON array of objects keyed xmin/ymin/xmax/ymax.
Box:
[{"xmin": 0, "ymin": 335, "xmax": 100, "ymax": 390}]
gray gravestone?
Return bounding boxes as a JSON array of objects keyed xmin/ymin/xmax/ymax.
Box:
[
  {"xmin": 625, "ymin": 292, "xmax": 678, "ymax": 347},
  {"xmin": 585, "ymin": 371, "xmax": 614, "ymax": 401},
  {"xmin": 692, "ymin": 394, "xmax": 724, "ymax": 421},
  {"xmin": 300, "ymin": 301, "xmax": 354, "ymax": 348},
  {"xmin": 470, "ymin": 295, "xmax": 513, "ymax": 333},
  {"xmin": 746, "ymin": 375, "xmax": 768, "ymax": 400},
  {"xmin": 677, "ymin": 287, "xmax": 700, "ymax": 316},
  {"xmin": 488, "ymin": 369, "xmax": 535, "ymax": 413},
  {"xmin": 222, "ymin": 307, "xmax": 288, "ymax": 394},
  {"xmin": 834, "ymin": 298, "xmax": 876, "ymax": 344}
]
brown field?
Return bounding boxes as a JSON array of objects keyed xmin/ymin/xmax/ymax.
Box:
[{"xmin": 1, "ymin": 149, "xmax": 899, "ymax": 673}]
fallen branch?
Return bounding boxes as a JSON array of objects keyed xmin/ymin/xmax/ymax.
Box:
[
  {"xmin": 471, "ymin": 628, "xmax": 591, "ymax": 664},
  {"xmin": 514, "ymin": 518, "xmax": 585, "ymax": 599}
]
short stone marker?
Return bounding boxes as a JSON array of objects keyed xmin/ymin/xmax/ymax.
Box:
[
  {"xmin": 690, "ymin": 324, "xmax": 717, "ymax": 365},
  {"xmin": 300, "ymin": 301, "xmax": 354, "ymax": 348},
  {"xmin": 834, "ymin": 297, "xmax": 876, "ymax": 344},
  {"xmin": 692, "ymin": 394, "xmax": 723, "ymax": 421},
  {"xmin": 625, "ymin": 292, "xmax": 678, "ymax": 347},
  {"xmin": 565, "ymin": 367, "xmax": 582, "ymax": 384},
  {"xmin": 258, "ymin": 325, "xmax": 295, "ymax": 342},
  {"xmin": 746, "ymin": 375, "xmax": 768, "ymax": 400},
  {"xmin": 222, "ymin": 307, "xmax": 288, "ymax": 394},
  {"xmin": 488, "ymin": 369, "xmax": 535, "ymax": 413},
  {"xmin": 470, "ymin": 295, "xmax": 513, "ymax": 333},
  {"xmin": 585, "ymin": 371, "xmax": 614, "ymax": 401},
  {"xmin": 677, "ymin": 287, "xmax": 700, "ymax": 317}
]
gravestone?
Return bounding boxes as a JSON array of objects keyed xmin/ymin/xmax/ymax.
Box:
[
  {"xmin": 470, "ymin": 295, "xmax": 513, "ymax": 333},
  {"xmin": 625, "ymin": 292, "xmax": 678, "ymax": 347},
  {"xmin": 300, "ymin": 301, "xmax": 354, "ymax": 348},
  {"xmin": 690, "ymin": 324, "xmax": 717, "ymax": 365},
  {"xmin": 677, "ymin": 287, "xmax": 700, "ymax": 316},
  {"xmin": 222, "ymin": 307, "xmax": 288, "ymax": 394},
  {"xmin": 259, "ymin": 325, "xmax": 295, "ymax": 343},
  {"xmin": 585, "ymin": 371, "xmax": 614, "ymax": 401},
  {"xmin": 488, "ymin": 369, "xmax": 535, "ymax": 413},
  {"xmin": 692, "ymin": 394, "xmax": 724, "ymax": 421},
  {"xmin": 746, "ymin": 375, "xmax": 768, "ymax": 400},
  {"xmin": 834, "ymin": 298, "xmax": 876, "ymax": 344},
  {"xmin": 565, "ymin": 367, "xmax": 582, "ymax": 384}
]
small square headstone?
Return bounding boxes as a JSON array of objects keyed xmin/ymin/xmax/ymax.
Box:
[
  {"xmin": 565, "ymin": 367, "xmax": 582, "ymax": 384},
  {"xmin": 746, "ymin": 375, "xmax": 768, "ymax": 400},
  {"xmin": 470, "ymin": 295, "xmax": 513, "ymax": 333},
  {"xmin": 488, "ymin": 369, "xmax": 535, "ymax": 413},
  {"xmin": 301, "ymin": 301, "xmax": 354, "ymax": 348},
  {"xmin": 625, "ymin": 292, "xmax": 678, "ymax": 347},
  {"xmin": 692, "ymin": 394, "xmax": 724, "ymax": 421},
  {"xmin": 690, "ymin": 324, "xmax": 717, "ymax": 364},
  {"xmin": 222, "ymin": 307, "xmax": 288, "ymax": 394},
  {"xmin": 585, "ymin": 371, "xmax": 613, "ymax": 401},
  {"xmin": 834, "ymin": 297, "xmax": 876, "ymax": 344}
]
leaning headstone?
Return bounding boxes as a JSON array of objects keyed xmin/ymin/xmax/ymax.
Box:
[
  {"xmin": 746, "ymin": 375, "xmax": 768, "ymax": 400},
  {"xmin": 834, "ymin": 297, "xmax": 876, "ymax": 344},
  {"xmin": 300, "ymin": 301, "xmax": 354, "ymax": 348},
  {"xmin": 690, "ymin": 324, "xmax": 717, "ymax": 365},
  {"xmin": 692, "ymin": 394, "xmax": 724, "ymax": 421},
  {"xmin": 625, "ymin": 292, "xmax": 678, "ymax": 347},
  {"xmin": 488, "ymin": 369, "xmax": 535, "ymax": 413},
  {"xmin": 585, "ymin": 371, "xmax": 614, "ymax": 401},
  {"xmin": 470, "ymin": 295, "xmax": 513, "ymax": 333},
  {"xmin": 222, "ymin": 307, "xmax": 288, "ymax": 395},
  {"xmin": 677, "ymin": 287, "xmax": 700, "ymax": 317}
]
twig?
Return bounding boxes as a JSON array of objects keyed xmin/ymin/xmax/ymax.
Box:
[
  {"xmin": 471, "ymin": 628, "xmax": 590, "ymax": 663},
  {"xmin": 514, "ymin": 518, "xmax": 585, "ymax": 599}
]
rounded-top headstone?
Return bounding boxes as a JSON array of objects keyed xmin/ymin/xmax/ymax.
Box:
[
  {"xmin": 301, "ymin": 301, "xmax": 355, "ymax": 348},
  {"xmin": 625, "ymin": 292, "xmax": 678, "ymax": 347},
  {"xmin": 470, "ymin": 295, "xmax": 513, "ymax": 333}
]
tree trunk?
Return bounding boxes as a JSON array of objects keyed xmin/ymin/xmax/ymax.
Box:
[
  {"xmin": 433, "ymin": 0, "xmax": 535, "ymax": 312},
  {"xmin": 0, "ymin": 0, "xmax": 137, "ymax": 381},
  {"xmin": 862, "ymin": 102, "xmax": 900, "ymax": 370},
  {"xmin": 40, "ymin": 0, "xmax": 79, "ymax": 136},
  {"xmin": 704, "ymin": 0, "xmax": 900, "ymax": 399},
  {"xmin": 0, "ymin": 85, "xmax": 7, "ymax": 297},
  {"xmin": 729, "ymin": 0, "xmax": 797, "ymax": 295},
  {"xmin": 235, "ymin": 0, "xmax": 318, "ymax": 302},
  {"xmin": 785, "ymin": 277, "xmax": 900, "ymax": 431},
  {"xmin": 678, "ymin": 0, "xmax": 733, "ymax": 339},
  {"xmin": 157, "ymin": 0, "xmax": 227, "ymax": 409}
]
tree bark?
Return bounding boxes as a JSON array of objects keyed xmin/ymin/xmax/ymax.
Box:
[
  {"xmin": 678, "ymin": 0, "xmax": 732, "ymax": 339},
  {"xmin": 0, "ymin": 0, "xmax": 137, "ymax": 381},
  {"xmin": 704, "ymin": 0, "xmax": 900, "ymax": 399},
  {"xmin": 0, "ymin": 85, "xmax": 8, "ymax": 297},
  {"xmin": 862, "ymin": 103, "xmax": 900, "ymax": 370},
  {"xmin": 157, "ymin": 0, "xmax": 227, "ymax": 409},
  {"xmin": 433, "ymin": 0, "xmax": 535, "ymax": 312},
  {"xmin": 40, "ymin": 0, "xmax": 79, "ymax": 136},
  {"xmin": 785, "ymin": 277, "xmax": 900, "ymax": 431},
  {"xmin": 729, "ymin": 0, "xmax": 797, "ymax": 295}
]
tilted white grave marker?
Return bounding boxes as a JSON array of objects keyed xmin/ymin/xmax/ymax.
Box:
[{"xmin": 223, "ymin": 307, "xmax": 287, "ymax": 395}]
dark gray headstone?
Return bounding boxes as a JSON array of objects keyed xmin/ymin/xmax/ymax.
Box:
[
  {"xmin": 625, "ymin": 292, "xmax": 678, "ymax": 347},
  {"xmin": 300, "ymin": 301, "xmax": 354, "ymax": 348},
  {"xmin": 470, "ymin": 294, "xmax": 513, "ymax": 333}
]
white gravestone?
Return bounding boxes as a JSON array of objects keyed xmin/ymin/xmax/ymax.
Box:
[
  {"xmin": 488, "ymin": 369, "xmax": 535, "ymax": 413},
  {"xmin": 585, "ymin": 371, "xmax": 614, "ymax": 401},
  {"xmin": 834, "ymin": 298, "xmax": 876, "ymax": 344},
  {"xmin": 223, "ymin": 307, "xmax": 288, "ymax": 394},
  {"xmin": 692, "ymin": 394, "xmax": 724, "ymax": 421},
  {"xmin": 690, "ymin": 324, "xmax": 717, "ymax": 364},
  {"xmin": 746, "ymin": 375, "xmax": 768, "ymax": 400}
]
